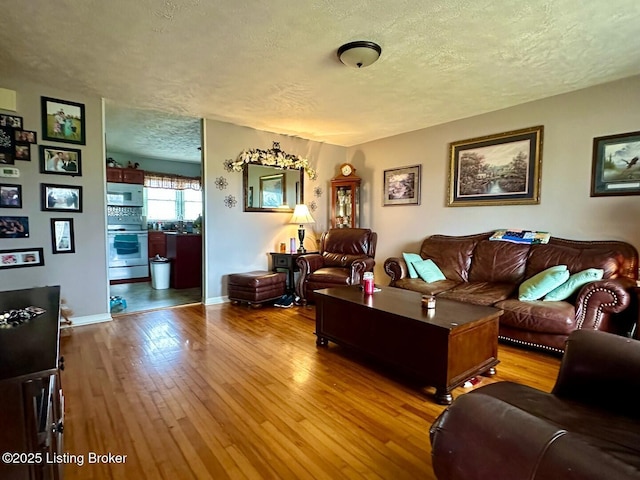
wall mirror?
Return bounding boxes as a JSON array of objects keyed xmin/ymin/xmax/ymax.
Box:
[{"xmin": 243, "ymin": 163, "xmax": 304, "ymax": 212}]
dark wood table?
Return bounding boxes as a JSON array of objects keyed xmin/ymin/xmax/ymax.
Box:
[
  {"xmin": 0, "ymin": 286, "xmax": 64, "ymax": 480},
  {"xmin": 314, "ymin": 286, "xmax": 502, "ymax": 404},
  {"xmin": 270, "ymin": 251, "xmax": 318, "ymax": 293}
]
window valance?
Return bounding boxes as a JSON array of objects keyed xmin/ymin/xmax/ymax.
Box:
[{"xmin": 144, "ymin": 172, "xmax": 201, "ymax": 191}]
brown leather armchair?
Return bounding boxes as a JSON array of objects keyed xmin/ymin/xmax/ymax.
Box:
[
  {"xmin": 296, "ymin": 228, "xmax": 377, "ymax": 304},
  {"xmin": 430, "ymin": 329, "xmax": 640, "ymax": 480}
]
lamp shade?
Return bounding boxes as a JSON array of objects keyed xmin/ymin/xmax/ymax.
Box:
[
  {"xmin": 337, "ymin": 41, "xmax": 382, "ymax": 68},
  {"xmin": 289, "ymin": 204, "xmax": 315, "ymax": 225}
]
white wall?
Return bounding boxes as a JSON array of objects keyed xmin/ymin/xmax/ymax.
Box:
[
  {"xmin": 348, "ymin": 75, "xmax": 640, "ymax": 282},
  {"xmin": 0, "ymin": 77, "xmax": 110, "ymax": 322},
  {"xmin": 2, "ymin": 73, "xmax": 638, "ymax": 315},
  {"xmin": 202, "ymin": 120, "xmax": 345, "ymax": 302}
]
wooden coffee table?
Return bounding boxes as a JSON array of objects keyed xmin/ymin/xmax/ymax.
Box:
[{"xmin": 314, "ymin": 286, "xmax": 502, "ymax": 404}]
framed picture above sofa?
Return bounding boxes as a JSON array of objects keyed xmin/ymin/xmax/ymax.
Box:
[
  {"xmin": 590, "ymin": 130, "xmax": 640, "ymax": 197},
  {"xmin": 448, "ymin": 125, "xmax": 544, "ymax": 207},
  {"xmin": 383, "ymin": 164, "xmax": 421, "ymax": 206}
]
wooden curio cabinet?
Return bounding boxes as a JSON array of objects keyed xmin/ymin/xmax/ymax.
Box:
[{"xmin": 331, "ymin": 173, "xmax": 361, "ymax": 229}]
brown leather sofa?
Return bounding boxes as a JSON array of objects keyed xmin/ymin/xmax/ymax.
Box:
[
  {"xmin": 296, "ymin": 228, "xmax": 377, "ymax": 304},
  {"xmin": 429, "ymin": 329, "xmax": 640, "ymax": 480},
  {"xmin": 384, "ymin": 232, "xmax": 639, "ymax": 353}
]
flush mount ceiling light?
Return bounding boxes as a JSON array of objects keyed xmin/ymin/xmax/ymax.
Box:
[{"xmin": 337, "ymin": 41, "xmax": 382, "ymax": 68}]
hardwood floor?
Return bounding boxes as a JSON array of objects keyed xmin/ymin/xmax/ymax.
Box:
[
  {"xmin": 60, "ymin": 303, "xmax": 561, "ymax": 480},
  {"xmin": 109, "ymin": 281, "xmax": 201, "ymax": 314}
]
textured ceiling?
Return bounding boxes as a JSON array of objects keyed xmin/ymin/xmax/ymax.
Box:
[
  {"xmin": 1, "ymin": 0, "xmax": 640, "ymax": 163},
  {"xmin": 104, "ymin": 103, "xmax": 202, "ymax": 162}
]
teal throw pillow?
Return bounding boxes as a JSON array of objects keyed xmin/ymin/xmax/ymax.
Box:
[
  {"xmin": 543, "ymin": 268, "xmax": 604, "ymax": 301},
  {"xmin": 518, "ymin": 265, "xmax": 569, "ymax": 301},
  {"xmin": 402, "ymin": 252, "xmax": 423, "ymax": 279},
  {"xmin": 413, "ymin": 259, "xmax": 446, "ymax": 283}
]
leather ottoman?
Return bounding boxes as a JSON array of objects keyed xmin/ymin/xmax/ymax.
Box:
[{"xmin": 228, "ymin": 271, "xmax": 287, "ymax": 306}]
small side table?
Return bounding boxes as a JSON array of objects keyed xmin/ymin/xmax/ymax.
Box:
[{"xmin": 270, "ymin": 252, "xmax": 318, "ymax": 293}]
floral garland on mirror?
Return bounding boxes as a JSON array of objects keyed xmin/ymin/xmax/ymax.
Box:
[{"xmin": 229, "ymin": 141, "xmax": 317, "ymax": 179}]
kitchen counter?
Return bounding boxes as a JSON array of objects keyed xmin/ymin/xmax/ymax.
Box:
[
  {"xmin": 166, "ymin": 233, "xmax": 202, "ymax": 289},
  {"xmin": 149, "ymin": 231, "xmax": 202, "ymax": 260}
]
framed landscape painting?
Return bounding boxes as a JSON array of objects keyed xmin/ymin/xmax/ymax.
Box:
[
  {"xmin": 448, "ymin": 125, "xmax": 544, "ymax": 207},
  {"xmin": 41, "ymin": 96, "xmax": 86, "ymax": 145},
  {"xmin": 590, "ymin": 130, "xmax": 640, "ymax": 197},
  {"xmin": 383, "ymin": 164, "xmax": 421, "ymax": 206},
  {"xmin": 259, "ymin": 173, "xmax": 285, "ymax": 208}
]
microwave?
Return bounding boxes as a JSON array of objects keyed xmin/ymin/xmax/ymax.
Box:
[{"xmin": 106, "ymin": 182, "xmax": 144, "ymax": 207}]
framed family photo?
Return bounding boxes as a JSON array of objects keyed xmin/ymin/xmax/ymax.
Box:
[
  {"xmin": 15, "ymin": 130, "xmax": 37, "ymax": 144},
  {"xmin": 0, "ymin": 184, "xmax": 22, "ymax": 208},
  {"xmin": 0, "ymin": 126, "xmax": 16, "ymax": 164},
  {"xmin": 590, "ymin": 130, "xmax": 640, "ymax": 197},
  {"xmin": 41, "ymin": 96, "xmax": 86, "ymax": 145},
  {"xmin": 383, "ymin": 164, "xmax": 421, "ymax": 206},
  {"xmin": 0, "ymin": 114, "xmax": 23, "ymax": 129},
  {"xmin": 39, "ymin": 146, "xmax": 82, "ymax": 176},
  {"xmin": 15, "ymin": 145, "xmax": 30, "ymax": 161},
  {"xmin": 50, "ymin": 218, "xmax": 75, "ymax": 254},
  {"xmin": 448, "ymin": 125, "xmax": 544, "ymax": 207},
  {"xmin": 0, "ymin": 216, "xmax": 29, "ymax": 238},
  {"xmin": 41, "ymin": 183, "xmax": 83, "ymax": 212},
  {"xmin": 0, "ymin": 247, "xmax": 44, "ymax": 269}
]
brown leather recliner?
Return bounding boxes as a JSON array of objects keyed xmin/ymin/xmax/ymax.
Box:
[
  {"xmin": 296, "ymin": 228, "xmax": 377, "ymax": 304},
  {"xmin": 429, "ymin": 329, "xmax": 640, "ymax": 480}
]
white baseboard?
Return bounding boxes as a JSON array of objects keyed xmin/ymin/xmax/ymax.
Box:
[
  {"xmin": 62, "ymin": 312, "xmax": 112, "ymax": 328},
  {"xmin": 62, "ymin": 299, "xmax": 230, "ymax": 327},
  {"xmin": 204, "ymin": 295, "xmax": 229, "ymax": 305}
]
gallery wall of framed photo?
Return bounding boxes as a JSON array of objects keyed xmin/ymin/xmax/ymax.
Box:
[
  {"xmin": 1, "ymin": 93, "xmax": 87, "ymax": 273},
  {"xmin": 0, "ymin": 77, "xmax": 112, "ymax": 321}
]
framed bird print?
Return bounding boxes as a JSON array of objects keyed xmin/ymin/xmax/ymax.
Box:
[{"xmin": 591, "ymin": 130, "xmax": 640, "ymax": 197}]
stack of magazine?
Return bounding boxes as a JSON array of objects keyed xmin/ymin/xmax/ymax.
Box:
[{"xmin": 489, "ymin": 229, "xmax": 551, "ymax": 245}]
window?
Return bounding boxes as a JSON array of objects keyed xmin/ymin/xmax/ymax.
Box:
[
  {"xmin": 183, "ymin": 188, "xmax": 202, "ymax": 220},
  {"xmin": 145, "ymin": 187, "xmax": 202, "ymax": 221}
]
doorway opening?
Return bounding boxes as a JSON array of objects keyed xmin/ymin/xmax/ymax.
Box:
[{"xmin": 105, "ymin": 103, "xmax": 204, "ymax": 314}]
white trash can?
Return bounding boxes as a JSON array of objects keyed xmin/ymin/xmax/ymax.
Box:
[{"xmin": 150, "ymin": 257, "xmax": 171, "ymax": 289}]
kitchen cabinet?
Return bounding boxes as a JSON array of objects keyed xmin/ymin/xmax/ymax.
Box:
[
  {"xmin": 148, "ymin": 231, "xmax": 167, "ymax": 258},
  {"xmin": 166, "ymin": 234, "xmax": 202, "ymax": 289},
  {"xmin": 0, "ymin": 286, "xmax": 64, "ymax": 480},
  {"xmin": 106, "ymin": 167, "xmax": 122, "ymax": 182},
  {"xmin": 106, "ymin": 167, "xmax": 145, "ymax": 184}
]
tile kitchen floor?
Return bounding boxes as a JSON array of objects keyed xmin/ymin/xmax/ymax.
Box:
[{"xmin": 109, "ymin": 281, "xmax": 201, "ymax": 315}]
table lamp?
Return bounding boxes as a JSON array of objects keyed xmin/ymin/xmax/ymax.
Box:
[{"xmin": 289, "ymin": 204, "xmax": 315, "ymax": 253}]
